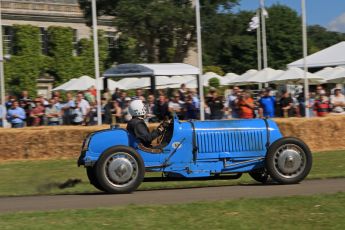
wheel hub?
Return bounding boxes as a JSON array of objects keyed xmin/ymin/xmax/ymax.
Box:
[
  {"xmin": 107, "ymin": 158, "xmax": 134, "ymax": 183},
  {"xmin": 277, "ymin": 148, "xmax": 302, "ymax": 174}
]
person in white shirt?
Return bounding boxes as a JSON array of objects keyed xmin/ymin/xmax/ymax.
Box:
[
  {"xmin": 76, "ymin": 92, "xmax": 90, "ymax": 117},
  {"xmin": 330, "ymin": 88, "xmax": 345, "ymax": 113}
]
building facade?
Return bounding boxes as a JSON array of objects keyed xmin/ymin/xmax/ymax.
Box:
[{"xmin": 1, "ymin": 0, "xmax": 117, "ymax": 55}]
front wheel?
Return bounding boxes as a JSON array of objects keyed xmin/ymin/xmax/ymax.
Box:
[
  {"xmin": 95, "ymin": 146, "xmax": 145, "ymax": 194},
  {"xmin": 266, "ymin": 137, "xmax": 312, "ymax": 184}
]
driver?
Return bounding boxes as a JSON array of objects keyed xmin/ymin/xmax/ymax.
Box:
[{"xmin": 126, "ymin": 100, "xmax": 169, "ymax": 147}]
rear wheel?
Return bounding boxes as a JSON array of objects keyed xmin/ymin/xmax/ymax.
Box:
[
  {"xmin": 266, "ymin": 137, "xmax": 312, "ymax": 184},
  {"xmin": 95, "ymin": 146, "xmax": 145, "ymax": 194}
]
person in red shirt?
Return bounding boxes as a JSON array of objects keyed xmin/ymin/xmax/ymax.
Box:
[
  {"xmin": 314, "ymin": 93, "xmax": 330, "ymax": 117},
  {"xmin": 30, "ymin": 98, "xmax": 45, "ymax": 126},
  {"xmin": 237, "ymin": 91, "xmax": 255, "ymax": 119}
]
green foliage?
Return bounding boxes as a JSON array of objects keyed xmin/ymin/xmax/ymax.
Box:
[
  {"xmin": 47, "ymin": 26, "xmax": 77, "ymax": 84},
  {"xmin": 203, "ymin": 66, "xmax": 224, "ymax": 76},
  {"xmin": 202, "ymin": 10, "xmax": 258, "ymax": 73},
  {"xmin": 13, "ymin": 25, "xmax": 41, "ymax": 56},
  {"xmin": 80, "ymin": 0, "xmax": 197, "ymax": 63},
  {"xmin": 75, "ymin": 31, "xmax": 110, "ymax": 77},
  {"xmin": 4, "ymin": 25, "xmax": 46, "ymax": 96},
  {"xmin": 308, "ymin": 25, "xmax": 345, "ymax": 54},
  {"xmin": 115, "ymin": 35, "xmax": 144, "ymax": 63},
  {"xmin": 265, "ymin": 4, "xmax": 302, "ymax": 69},
  {"xmin": 208, "ymin": 77, "xmax": 220, "ymax": 88}
]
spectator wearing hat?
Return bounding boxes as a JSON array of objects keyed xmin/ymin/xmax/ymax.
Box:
[
  {"xmin": 258, "ymin": 88, "xmax": 275, "ymax": 118},
  {"xmin": 6, "ymin": 101, "xmax": 26, "ymax": 128},
  {"xmin": 330, "ymin": 88, "xmax": 345, "ymax": 114}
]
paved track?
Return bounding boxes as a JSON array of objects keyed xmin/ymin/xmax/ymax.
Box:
[{"xmin": 1, "ymin": 178, "xmax": 344, "ymax": 213}]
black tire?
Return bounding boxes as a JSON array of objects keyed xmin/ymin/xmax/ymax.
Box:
[
  {"xmin": 249, "ymin": 168, "xmax": 269, "ymax": 183},
  {"xmin": 95, "ymin": 146, "xmax": 145, "ymax": 194},
  {"xmin": 86, "ymin": 166, "xmax": 105, "ymax": 192},
  {"xmin": 266, "ymin": 137, "xmax": 312, "ymax": 184}
]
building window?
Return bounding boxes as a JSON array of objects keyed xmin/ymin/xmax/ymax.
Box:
[
  {"xmin": 40, "ymin": 27, "xmax": 48, "ymax": 55},
  {"xmin": 72, "ymin": 29, "xmax": 78, "ymax": 56},
  {"xmin": 106, "ymin": 31, "xmax": 117, "ymax": 51},
  {"xmin": 3, "ymin": 26, "xmax": 14, "ymax": 55}
]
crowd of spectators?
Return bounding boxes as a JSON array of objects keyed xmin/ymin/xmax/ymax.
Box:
[{"xmin": 0, "ymin": 84, "xmax": 344, "ymax": 128}]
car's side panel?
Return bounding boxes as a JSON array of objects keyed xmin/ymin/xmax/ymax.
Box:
[{"xmin": 137, "ymin": 119, "xmax": 194, "ymax": 168}]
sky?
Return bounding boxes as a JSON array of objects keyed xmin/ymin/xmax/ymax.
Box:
[{"xmin": 233, "ymin": 0, "xmax": 345, "ymax": 32}]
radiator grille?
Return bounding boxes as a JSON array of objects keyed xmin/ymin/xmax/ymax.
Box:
[{"xmin": 196, "ymin": 130, "xmax": 265, "ymax": 153}]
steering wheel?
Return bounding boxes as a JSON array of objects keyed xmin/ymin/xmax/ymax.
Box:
[{"xmin": 156, "ymin": 119, "xmax": 172, "ymax": 145}]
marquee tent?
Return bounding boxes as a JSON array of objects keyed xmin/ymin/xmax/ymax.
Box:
[
  {"xmin": 325, "ymin": 67, "xmax": 345, "ymax": 83},
  {"xmin": 103, "ymin": 63, "xmax": 200, "ymax": 92},
  {"xmin": 228, "ymin": 69, "xmax": 258, "ymax": 84},
  {"xmin": 53, "ymin": 76, "xmax": 125, "ymax": 91},
  {"xmin": 52, "ymin": 78, "xmax": 78, "ymax": 91},
  {"xmin": 288, "ymin": 42, "xmax": 345, "ymax": 68},
  {"xmin": 243, "ymin": 68, "xmax": 284, "ymax": 83},
  {"xmin": 314, "ymin": 67, "xmax": 335, "ymax": 78},
  {"xmin": 224, "ymin": 73, "xmax": 239, "ymax": 80},
  {"xmin": 269, "ymin": 67, "xmax": 325, "ymax": 85},
  {"xmin": 202, "ymin": 72, "xmax": 230, "ymax": 86}
]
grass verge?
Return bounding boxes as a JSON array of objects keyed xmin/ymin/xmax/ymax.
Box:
[
  {"xmin": 0, "ymin": 150, "xmax": 344, "ymax": 197},
  {"xmin": 0, "ymin": 193, "xmax": 344, "ymax": 229}
]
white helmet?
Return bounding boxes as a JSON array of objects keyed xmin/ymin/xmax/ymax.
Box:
[{"xmin": 129, "ymin": 100, "xmax": 147, "ymax": 117}]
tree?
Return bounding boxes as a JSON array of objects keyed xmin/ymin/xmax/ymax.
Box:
[
  {"xmin": 308, "ymin": 25, "xmax": 345, "ymax": 54},
  {"xmin": 79, "ymin": 0, "xmax": 197, "ymax": 63},
  {"xmin": 265, "ymin": 4, "xmax": 302, "ymax": 69}
]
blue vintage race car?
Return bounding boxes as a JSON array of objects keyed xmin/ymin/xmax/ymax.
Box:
[{"xmin": 78, "ymin": 115, "xmax": 312, "ymax": 193}]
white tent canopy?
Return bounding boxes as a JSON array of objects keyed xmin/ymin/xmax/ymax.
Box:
[
  {"xmin": 314, "ymin": 67, "xmax": 335, "ymax": 78},
  {"xmin": 140, "ymin": 63, "xmax": 199, "ymax": 76},
  {"xmin": 224, "ymin": 73, "xmax": 239, "ymax": 80},
  {"xmin": 288, "ymin": 42, "xmax": 345, "ymax": 68},
  {"xmin": 103, "ymin": 63, "xmax": 199, "ymax": 77},
  {"xmin": 228, "ymin": 69, "xmax": 258, "ymax": 84},
  {"xmin": 53, "ymin": 78, "xmax": 78, "ymax": 91},
  {"xmin": 270, "ymin": 67, "xmax": 325, "ymax": 85},
  {"xmin": 202, "ymin": 72, "xmax": 230, "ymax": 86},
  {"xmin": 243, "ymin": 68, "xmax": 284, "ymax": 83},
  {"xmin": 325, "ymin": 67, "xmax": 345, "ymax": 83},
  {"xmin": 53, "ymin": 75, "xmax": 126, "ymax": 91}
]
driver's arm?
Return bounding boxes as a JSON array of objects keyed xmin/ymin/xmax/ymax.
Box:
[{"xmin": 134, "ymin": 121, "xmax": 162, "ymax": 146}]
